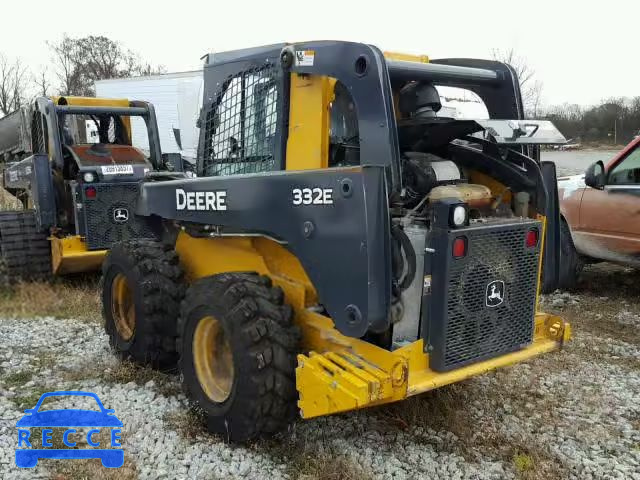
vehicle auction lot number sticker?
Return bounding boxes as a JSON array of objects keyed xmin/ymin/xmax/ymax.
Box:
[{"xmin": 101, "ymin": 165, "xmax": 134, "ymax": 175}]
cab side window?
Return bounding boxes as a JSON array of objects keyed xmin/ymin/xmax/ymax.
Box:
[
  {"xmin": 202, "ymin": 65, "xmax": 279, "ymax": 177},
  {"xmin": 609, "ymin": 146, "xmax": 640, "ymax": 185},
  {"xmin": 328, "ymin": 81, "xmax": 360, "ymax": 167}
]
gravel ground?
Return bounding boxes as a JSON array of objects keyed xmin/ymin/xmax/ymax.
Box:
[{"xmin": 0, "ymin": 263, "xmax": 639, "ymax": 479}]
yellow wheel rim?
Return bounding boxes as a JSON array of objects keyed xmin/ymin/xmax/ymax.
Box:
[
  {"xmin": 111, "ymin": 273, "xmax": 135, "ymax": 341},
  {"xmin": 193, "ymin": 315, "xmax": 234, "ymax": 403}
]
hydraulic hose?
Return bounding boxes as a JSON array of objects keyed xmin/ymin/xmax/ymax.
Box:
[{"xmin": 391, "ymin": 224, "xmax": 417, "ymax": 292}]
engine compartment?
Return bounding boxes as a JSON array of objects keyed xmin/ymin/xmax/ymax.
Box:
[{"xmin": 383, "ymin": 82, "xmax": 546, "ymax": 347}]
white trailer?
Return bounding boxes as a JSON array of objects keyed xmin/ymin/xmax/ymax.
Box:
[{"xmin": 95, "ymin": 71, "xmax": 203, "ymax": 160}]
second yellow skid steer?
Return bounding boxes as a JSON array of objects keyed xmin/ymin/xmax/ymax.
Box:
[{"xmin": 0, "ymin": 95, "xmax": 184, "ymax": 282}]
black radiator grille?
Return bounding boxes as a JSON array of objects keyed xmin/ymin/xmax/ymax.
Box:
[
  {"xmin": 428, "ymin": 220, "xmax": 541, "ymax": 371},
  {"xmin": 81, "ymin": 182, "xmax": 155, "ymax": 250}
]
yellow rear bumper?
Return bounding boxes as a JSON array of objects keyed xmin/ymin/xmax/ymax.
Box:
[
  {"xmin": 296, "ymin": 312, "xmax": 570, "ymax": 419},
  {"xmin": 51, "ymin": 236, "xmax": 106, "ymax": 275}
]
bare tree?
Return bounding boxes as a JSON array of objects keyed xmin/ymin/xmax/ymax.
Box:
[
  {"xmin": 0, "ymin": 54, "xmax": 29, "ymax": 116},
  {"xmin": 133, "ymin": 60, "xmax": 167, "ymax": 77},
  {"xmin": 491, "ymin": 48, "xmax": 543, "ymax": 117},
  {"xmin": 528, "ymin": 80, "xmax": 544, "ymax": 117},
  {"xmin": 48, "ymin": 35, "xmax": 165, "ymax": 96},
  {"xmin": 34, "ymin": 67, "xmax": 51, "ymax": 97},
  {"xmin": 48, "ymin": 35, "xmax": 90, "ymax": 96}
]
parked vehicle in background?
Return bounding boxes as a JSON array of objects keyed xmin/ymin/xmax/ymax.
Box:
[
  {"xmin": 95, "ymin": 71, "xmax": 203, "ymax": 162},
  {"xmin": 0, "ymin": 96, "xmax": 182, "ymax": 282},
  {"xmin": 557, "ymin": 137, "xmax": 640, "ymax": 288}
]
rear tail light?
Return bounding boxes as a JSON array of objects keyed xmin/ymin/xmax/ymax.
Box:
[
  {"xmin": 85, "ymin": 186, "xmax": 97, "ymax": 199},
  {"xmin": 452, "ymin": 236, "xmax": 467, "ymax": 258},
  {"xmin": 526, "ymin": 228, "xmax": 539, "ymax": 248}
]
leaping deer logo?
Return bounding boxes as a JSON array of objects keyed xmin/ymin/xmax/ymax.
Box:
[
  {"xmin": 486, "ymin": 280, "xmax": 505, "ymax": 307},
  {"xmin": 113, "ymin": 208, "xmax": 129, "ymax": 224}
]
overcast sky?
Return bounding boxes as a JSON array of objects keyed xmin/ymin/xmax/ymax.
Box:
[{"xmin": 1, "ymin": 0, "xmax": 635, "ymax": 107}]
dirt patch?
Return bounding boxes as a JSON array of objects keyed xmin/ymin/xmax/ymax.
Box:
[{"xmin": 50, "ymin": 456, "xmax": 137, "ymax": 480}]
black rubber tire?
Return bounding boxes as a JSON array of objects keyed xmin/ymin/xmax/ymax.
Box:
[
  {"xmin": 558, "ymin": 219, "xmax": 583, "ymax": 291},
  {"xmin": 178, "ymin": 273, "xmax": 300, "ymax": 442},
  {"xmin": 0, "ymin": 210, "xmax": 51, "ymax": 285},
  {"xmin": 102, "ymin": 239, "xmax": 185, "ymax": 370}
]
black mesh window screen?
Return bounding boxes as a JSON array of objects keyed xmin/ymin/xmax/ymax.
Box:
[{"xmin": 202, "ymin": 64, "xmax": 280, "ymax": 176}]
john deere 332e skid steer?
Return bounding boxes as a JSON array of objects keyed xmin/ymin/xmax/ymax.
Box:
[{"xmin": 101, "ymin": 41, "xmax": 571, "ymax": 441}]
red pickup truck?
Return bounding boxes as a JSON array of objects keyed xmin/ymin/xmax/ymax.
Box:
[{"xmin": 557, "ymin": 138, "xmax": 640, "ymax": 288}]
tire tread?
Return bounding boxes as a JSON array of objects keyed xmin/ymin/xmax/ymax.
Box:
[{"xmin": 178, "ymin": 272, "xmax": 300, "ymax": 441}]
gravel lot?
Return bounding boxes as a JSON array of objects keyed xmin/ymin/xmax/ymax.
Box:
[{"xmin": 0, "ymin": 264, "xmax": 639, "ymax": 480}]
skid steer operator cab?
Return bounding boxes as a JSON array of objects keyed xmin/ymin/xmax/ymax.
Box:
[{"xmin": 102, "ymin": 41, "xmax": 571, "ymax": 442}]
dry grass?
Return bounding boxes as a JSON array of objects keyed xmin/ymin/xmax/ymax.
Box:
[
  {"xmin": 11, "ymin": 391, "xmax": 43, "ymax": 410},
  {"xmin": 0, "ymin": 188, "xmax": 21, "ymax": 210},
  {"xmin": 164, "ymin": 407, "xmax": 208, "ymax": 440},
  {"xmin": 0, "ymin": 276, "xmax": 101, "ymax": 322},
  {"xmin": 263, "ymin": 440, "xmax": 374, "ymax": 480},
  {"xmin": 289, "ymin": 453, "xmax": 373, "ymax": 480},
  {"xmin": 61, "ymin": 360, "xmax": 181, "ymax": 397},
  {"xmin": 560, "ymin": 264, "xmax": 640, "ymax": 341},
  {"xmin": 101, "ymin": 361, "xmax": 181, "ymax": 397},
  {"xmin": 3, "ymin": 369, "xmax": 33, "ymax": 387},
  {"xmin": 545, "ymin": 264, "xmax": 640, "ymax": 373},
  {"xmin": 165, "ymin": 407, "xmax": 374, "ymax": 479},
  {"xmin": 165, "ymin": 409, "xmax": 374, "ymax": 479},
  {"xmin": 372, "ymin": 384, "xmax": 567, "ymax": 480},
  {"xmin": 375, "ymin": 384, "xmax": 470, "ymax": 436},
  {"xmin": 24, "ymin": 426, "xmax": 137, "ymax": 480},
  {"xmin": 50, "ymin": 458, "xmax": 137, "ymax": 480}
]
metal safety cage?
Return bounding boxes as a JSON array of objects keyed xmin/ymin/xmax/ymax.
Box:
[
  {"xmin": 422, "ymin": 202, "xmax": 542, "ymax": 372},
  {"xmin": 32, "ymin": 98, "xmax": 164, "ymax": 172},
  {"xmin": 199, "ymin": 54, "xmax": 288, "ymax": 178},
  {"xmin": 53, "ymin": 103, "xmax": 163, "ymax": 171}
]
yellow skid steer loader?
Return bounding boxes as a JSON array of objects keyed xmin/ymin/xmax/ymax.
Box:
[{"xmin": 100, "ymin": 41, "xmax": 570, "ymax": 441}]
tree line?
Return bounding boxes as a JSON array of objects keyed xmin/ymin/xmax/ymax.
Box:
[
  {"xmin": 0, "ymin": 35, "xmax": 164, "ymax": 116},
  {"xmin": 2, "ymin": 40, "xmax": 634, "ymax": 145},
  {"xmin": 542, "ymin": 98, "xmax": 640, "ymax": 144}
]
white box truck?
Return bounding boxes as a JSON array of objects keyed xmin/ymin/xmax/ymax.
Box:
[{"xmin": 95, "ymin": 71, "xmax": 203, "ymax": 160}]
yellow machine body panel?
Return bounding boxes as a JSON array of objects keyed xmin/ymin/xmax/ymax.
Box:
[
  {"xmin": 174, "ymin": 231, "xmax": 571, "ymax": 419},
  {"xmin": 51, "ymin": 96, "xmax": 130, "ymax": 108},
  {"xmin": 50, "ymin": 235, "xmax": 106, "ymax": 275},
  {"xmin": 51, "ymin": 96, "xmax": 133, "ymax": 142},
  {"xmin": 297, "ymin": 311, "xmax": 569, "ymax": 418},
  {"xmin": 382, "ymin": 51, "xmax": 429, "ymax": 63},
  {"xmin": 175, "ymin": 232, "xmax": 318, "ymax": 308},
  {"xmin": 286, "ymin": 74, "xmax": 333, "ymax": 171}
]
